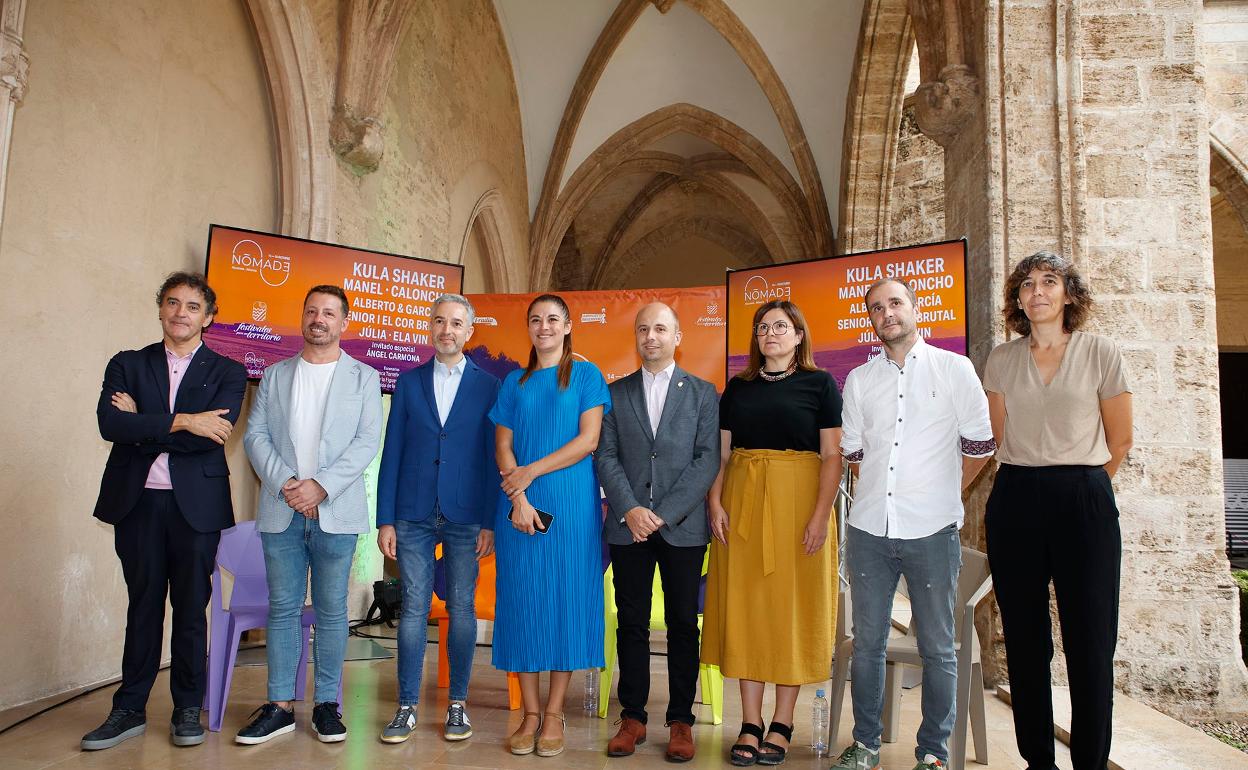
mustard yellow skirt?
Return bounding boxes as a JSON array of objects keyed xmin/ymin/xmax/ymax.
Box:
[{"xmin": 700, "ymin": 448, "xmax": 837, "ymax": 685}]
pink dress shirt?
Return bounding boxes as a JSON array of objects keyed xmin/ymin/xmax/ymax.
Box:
[{"xmin": 144, "ymin": 345, "xmax": 200, "ymax": 489}]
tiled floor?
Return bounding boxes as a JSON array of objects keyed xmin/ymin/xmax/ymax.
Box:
[{"xmin": 0, "ymin": 639, "xmax": 1059, "ymax": 770}]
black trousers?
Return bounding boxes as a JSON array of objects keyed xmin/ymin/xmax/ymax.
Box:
[
  {"xmin": 985, "ymin": 464, "xmax": 1121, "ymax": 770},
  {"xmin": 610, "ymin": 536, "xmax": 707, "ymax": 726},
  {"xmin": 111, "ymin": 489, "xmax": 220, "ymax": 712}
]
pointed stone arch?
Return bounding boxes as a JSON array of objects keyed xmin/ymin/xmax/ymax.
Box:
[
  {"xmin": 533, "ymin": 103, "xmax": 812, "ymax": 289},
  {"xmin": 582, "ymin": 152, "xmax": 789, "ymax": 288},
  {"xmin": 596, "ymin": 215, "xmax": 770, "ymax": 289},
  {"xmin": 838, "ymin": 0, "xmax": 914, "ymax": 254},
  {"xmin": 1212, "ymin": 113, "xmax": 1248, "ymax": 235},
  {"xmin": 244, "ymin": 0, "xmax": 335, "ymax": 240},
  {"xmin": 529, "ymin": 0, "xmax": 831, "ymax": 281},
  {"xmin": 458, "ymin": 188, "xmax": 514, "ymax": 293}
]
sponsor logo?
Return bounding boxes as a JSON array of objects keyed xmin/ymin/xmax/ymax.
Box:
[
  {"xmin": 580, "ymin": 307, "xmax": 607, "ymax": 325},
  {"xmin": 230, "ymin": 239, "xmax": 291, "ymax": 287},
  {"xmin": 742, "ymin": 274, "xmax": 791, "ymax": 305},
  {"xmin": 251, "ymin": 301, "xmax": 268, "ymax": 322},
  {"xmin": 696, "ymin": 300, "xmax": 725, "ymax": 328},
  {"xmin": 475, "ymin": 316, "xmax": 498, "ymax": 327},
  {"xmin": 243, "ymin": 351, "xmax": 268, "ymax": 375}
]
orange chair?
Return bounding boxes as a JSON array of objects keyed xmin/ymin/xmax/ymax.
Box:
[{"xmin": 428, "ymin": 546, "xmax": 521, "ymax": 709}]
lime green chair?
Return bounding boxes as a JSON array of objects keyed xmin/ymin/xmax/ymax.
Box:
[{"xmin": 598, "ymin": 561, "xmax": 724, "ymax": 724}]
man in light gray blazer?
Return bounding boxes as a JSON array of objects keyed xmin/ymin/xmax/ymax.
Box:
[
  {"xmin": 595, "ymin": 302, "xmax": 720, "ymax": 763},
  {"xmin": 238, "ymin": 284, "xmax": 381, "ymax": 746}
]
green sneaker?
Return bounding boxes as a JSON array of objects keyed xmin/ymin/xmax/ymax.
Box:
[
  {"xmin": 911, "ymin": 754, "xmax": 947, "ymax": 770},
  {"xmin": 831, "ymin": 742, "xmax": 880, "ymax": 770}
]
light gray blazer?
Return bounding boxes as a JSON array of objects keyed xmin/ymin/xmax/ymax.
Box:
[
  {"xmin": 244, "ymin": 351, "xmax": 382, "ymax": 535},
  {"xmin": 595, "ymin": 365, "xmax": 720, "ymax": 547}
]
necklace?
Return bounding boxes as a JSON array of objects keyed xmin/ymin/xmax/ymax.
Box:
[{"xmin": 758, "ymin": 362, "xmax": 797, "ymax": 382}]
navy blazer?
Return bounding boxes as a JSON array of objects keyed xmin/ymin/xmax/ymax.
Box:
[
  {"xmin": 93, "ymin": 341, "xmax": 247, "ymax": 533},
  {"xmin": 376, "ymin": 356, "xmax": 501, "ymax": 528}
]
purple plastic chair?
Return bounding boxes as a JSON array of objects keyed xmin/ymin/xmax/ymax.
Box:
[{"xmin": 203, "ymin": 521, "xmax": 326, "ymax": 732}]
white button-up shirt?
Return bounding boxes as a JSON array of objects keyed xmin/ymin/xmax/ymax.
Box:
[
  {"xmin": 433, "ymin": 356, "xmax": 466, "ymax": 426},
  {"xmin": 641, "ymin": 362, "xmax": 675, "ymax": 436},
  {"xmin": 840, "ymin": 336, "xmax": 995, "ymax": 539}
]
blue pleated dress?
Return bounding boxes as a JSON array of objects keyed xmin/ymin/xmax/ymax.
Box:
[{"xmin": 489, "ymin": 360, "xmax": 611, "ymax": 672}]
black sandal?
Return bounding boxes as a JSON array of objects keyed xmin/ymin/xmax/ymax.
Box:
[
  {"xmin": 729, "ymin": 722, "xmax": 764, "ymax": 766},
  {"xmin": 756, "ymin": 721, "xmax": 793, "ymax": 766}
]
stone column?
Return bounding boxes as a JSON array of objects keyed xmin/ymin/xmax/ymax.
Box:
[
  {"xmin": 0, "ymin": 0, "xmax": 27, "ymax": 242},
  {"xmin": 919, "ymin": 0, "xmax": 1247, "ymax": 717}
]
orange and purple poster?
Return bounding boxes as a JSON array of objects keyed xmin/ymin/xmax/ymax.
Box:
[
  {"xmin": 467, "ymin": 287, "xmax": 727, "ymax": 391},
  {"xmin": 202, "ymin": 224, "xmax": 463, "ymax": 392},
  {"xmin": 727, "ymin": 240, "xmax": 968, "ymax": 387}
]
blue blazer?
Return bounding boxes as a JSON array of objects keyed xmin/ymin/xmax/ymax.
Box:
[
  {"xmin": 93, "ymin": 341, "xmax": 247, "ymax": 533},
  {"xmin": 377, "ymin": 356, "xmax": 501, "ymax": 528}
]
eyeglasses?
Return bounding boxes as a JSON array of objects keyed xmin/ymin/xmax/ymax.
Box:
[{"xmin": 755, "ymin": 321, "xmax": 792, "ymax": 337}]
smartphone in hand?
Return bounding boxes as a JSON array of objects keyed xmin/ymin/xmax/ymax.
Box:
[{"xmin": 509, "ymin": 504, "xmax": 554, "ymax": 534}]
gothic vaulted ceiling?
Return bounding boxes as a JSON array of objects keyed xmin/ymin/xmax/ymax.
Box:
[{"xmin": 493, "ymin": 0, "xmax": 866, "ymax": 289}]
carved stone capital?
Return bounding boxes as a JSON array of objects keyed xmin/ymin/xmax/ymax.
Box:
[
  {"xmin": 0, "ymin": 30, "xmax": 28, "ymax": 104},
  {"xmin": 330, "ymin": 104, "xmax": 384, "ymax": 174},
  {"xmin": 913, "ymin": 64, "xmax": 979, "ymax": 147}
]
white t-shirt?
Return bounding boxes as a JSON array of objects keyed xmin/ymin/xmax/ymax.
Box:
[{"xmin": 290, "ymin": 357, "xmax": 338, "ymax": 480}]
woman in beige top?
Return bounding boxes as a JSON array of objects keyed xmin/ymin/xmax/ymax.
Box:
[{"xmin": 982, "ymin": 252, "xmax": 1132, "ymax": 770}]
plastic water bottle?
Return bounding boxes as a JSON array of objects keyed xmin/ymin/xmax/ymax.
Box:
[
  {"xmin": 811, "ymin": 688, "xmax": 829, "ymax": 756},
  {"xmin": 583, "ymin": 669, "xmax": 599, "ymax": 713}
]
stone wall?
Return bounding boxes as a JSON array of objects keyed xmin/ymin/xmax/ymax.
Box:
[
  {"xmin": 324, "ymin": 0, "xmax": 529, "ymax": 284},
  {"xmin": 888, "ymin": 103, "xmax": 945, "ymax": 249},
  {"xmin": 1077, "ymin": 0, "xmax": 1245, "ymax": 716},
  {"xmin": 0, "ymin": 0, "xmax": 278, "ymax": 712}
]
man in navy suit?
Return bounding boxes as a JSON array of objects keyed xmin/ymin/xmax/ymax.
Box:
[
  {"xmin": 82, "ymin": 272, "xmax": 246, "ymax": 751},
  {"xmin": 375, "ymin": 293, "xmax": 500, "ymax": 744}
]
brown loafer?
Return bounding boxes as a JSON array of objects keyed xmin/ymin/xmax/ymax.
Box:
[
  {"xmin": 607, "ymin": 717, "xmax": 647, "ymax": 757},
  {"xmin": 665, "ymin": 721, "xmax": 695, "ymax": 762}
]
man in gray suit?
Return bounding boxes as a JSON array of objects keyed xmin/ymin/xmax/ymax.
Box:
[
  {"xmin": 595, "ymin": 302, "xmax": 720, "ymax": 763},
  {"xmin": 237, "ymin": 284, "xmax": 382, "ymax": 745}
]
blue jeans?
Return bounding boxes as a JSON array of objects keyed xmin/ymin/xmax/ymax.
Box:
[
  {"xmin": 847, "ymin": 523, "xmax": 961, "ymax": 762},
  {"xmin": 261, "ymin": 515, "xmax": 357, "ymax": 704},
  {"xmin": 396, "ymin": 510, "xmax": 481, "ymax": 704}
]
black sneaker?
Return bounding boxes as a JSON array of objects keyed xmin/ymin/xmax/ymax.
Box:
[
  {"xmin": 170, "ymin": 706, "xmax": 205, "ymax": 747},
  {"xmin": 235, "ymin": 703, "xmax": 295, "ymax": 745},
  {"xmin": 81, "ymin": 708, "xmax": 146, "ymax": 750},
  {"xmin": 312, "ymin": 702, "xmax": 347, "ymax": 743}
]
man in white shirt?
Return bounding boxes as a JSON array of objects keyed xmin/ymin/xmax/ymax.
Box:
[
  {"xmin": 239, "ymin": 285, "xmax": 382, "ymax": 746},
  {"xmin": 374, "ymin": 294, "xmax": 501, "ymax": 743},
  {"xmin": 832, "ymin": 279, "xmax": 995, "ymax": 770}
]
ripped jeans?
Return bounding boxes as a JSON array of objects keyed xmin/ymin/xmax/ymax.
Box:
[{"xmin": 846, "ymin": 523, "xmax": 961, "ymax": 762}]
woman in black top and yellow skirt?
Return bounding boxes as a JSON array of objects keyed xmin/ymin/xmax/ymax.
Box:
[{"xmin": 702, "ymin": 299, "xmax": 843, "ymax": 766}]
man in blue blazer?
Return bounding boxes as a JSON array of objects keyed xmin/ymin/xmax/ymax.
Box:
[
  {"xmin": 375, "ymin": 294, "xmax": 500, "ymax": 744},
  {"xmin": 238, "ymin": 285, "xmax": 382, "ymax": 746},
  {"xmin": 82, "ymin": 272, "xmax": 246, "ymax": 751}
]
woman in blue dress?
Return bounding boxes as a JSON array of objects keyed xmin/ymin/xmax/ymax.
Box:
[{"xmin": 489, "ymin": 293, "xmax": 611, "ymax": 757}]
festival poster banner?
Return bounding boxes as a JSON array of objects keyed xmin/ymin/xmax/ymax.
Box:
[
  {"xmin": 466, "ymin": 286, "xmax": 727, "ymax": 391},
  {"xmin": 727, "ymin": 239, "xmax": 968, "ymax": 388},
  {"xmin": 202, "ymin": 224, "xmax": 463, "ymax": 392}
]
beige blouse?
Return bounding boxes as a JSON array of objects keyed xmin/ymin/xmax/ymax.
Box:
[{"xmin": 982, "ymin": 331, "xmax": 1130, "ymax": 467}]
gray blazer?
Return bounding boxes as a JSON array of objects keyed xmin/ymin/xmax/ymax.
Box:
[
  {"xmin": 244, "ymin": 352, "xmax": 382, "ymax": 535},
  {"xmin": 596, "ymin": 365, "xmax": 720, "ymax": 547}
]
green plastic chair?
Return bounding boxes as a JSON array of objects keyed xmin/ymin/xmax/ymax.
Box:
[{"xmin": 598, "ymin": 558, "xmax": 724, "ymax": 724}]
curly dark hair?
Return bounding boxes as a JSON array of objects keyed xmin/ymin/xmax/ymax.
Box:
[
  {"xmin": 1002, "ymin": 251, "xmax": 1093, "ymax": 336},
  {"xmin": 156, "ymin": 271, "xmax": 218, "ymax": 316}
]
